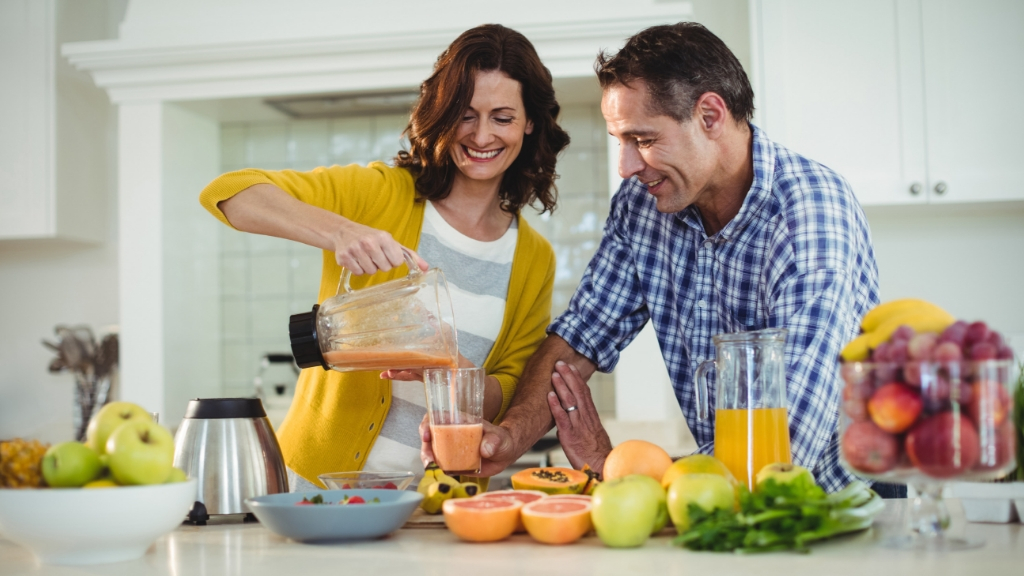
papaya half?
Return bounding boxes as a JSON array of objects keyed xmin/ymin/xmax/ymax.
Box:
[{"xmin": 511, "ymin": 467, "xmax": 590, "ymax": 495}]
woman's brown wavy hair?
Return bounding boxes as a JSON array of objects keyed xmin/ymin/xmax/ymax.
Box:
[{"xmin": 394, "ymin": 24, "xmax": 570, "ymax": 215}]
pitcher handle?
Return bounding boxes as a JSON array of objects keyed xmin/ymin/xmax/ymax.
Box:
[
  {"xmin": 694, "ymin": 359, "xmax": 715, "ymax": 421},
  {"xmin": 337, "ymin": 247, "xmax": 421, "ymax": 295}
]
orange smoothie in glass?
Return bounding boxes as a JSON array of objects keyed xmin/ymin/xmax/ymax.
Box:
[
  {"xmin": 714, "ymin": 407, "xmax": 792, "ymax": 489},
  {"xmin": 430, "ymin": 423, "xmax": 483, "ymax": 474}
]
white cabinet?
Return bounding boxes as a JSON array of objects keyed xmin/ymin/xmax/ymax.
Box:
[
  {"xmin": 0, "ymin": 0, "xmax": 111, "ymax": 241},
  {"xmin": 753, "ymin": 0, "xmax": 1024, "ymax": 206},
  {"xmin": 921, "ymin": 0, "xmax": 1024, "ymax": 204}
]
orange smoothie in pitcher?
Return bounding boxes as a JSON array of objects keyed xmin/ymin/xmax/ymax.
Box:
[
  {"xmin": 714, "ymin": 407, "xmax": 792, "ymax": 489},
  {"xmin": 430, "ymin": 423, "xmax": 483, "ymax": 474}
]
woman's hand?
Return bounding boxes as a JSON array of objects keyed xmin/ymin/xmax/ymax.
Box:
[
  {"xmin": 333, "ymin": 218, "xmax": 427, "ymax": 275},
  {"xmin": 420, "ymin": 416, "xmax": 518, "ymax": 478},
  {"xmin": 547, "ymin": 361, "xmax": 612, "ymax": 475}
]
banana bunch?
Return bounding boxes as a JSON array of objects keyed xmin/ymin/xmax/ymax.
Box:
[
  {"xmin": 417, "ymin": 463, "xmax": 480, "ymax": 514},
  {"xmin": 841, "ymin": 298, "xmax": 955, "ymax": 361}
]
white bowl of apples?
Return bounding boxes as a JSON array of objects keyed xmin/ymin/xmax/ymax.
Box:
[{"xmin": 0, "ymin": 402, "xmax": 196, "ymax": 565}]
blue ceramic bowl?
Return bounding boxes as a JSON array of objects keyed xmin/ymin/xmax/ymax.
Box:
[{"xmin": 246, "ymin": 489, "xmax": 423, "ymax": 542}]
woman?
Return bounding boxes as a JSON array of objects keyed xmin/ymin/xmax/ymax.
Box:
[{"xmin": 199, "ymin": 24, "xmax": 569, "ymax": 490}]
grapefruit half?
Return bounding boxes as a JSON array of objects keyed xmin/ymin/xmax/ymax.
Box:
[
  {"xmin": 521, "ymin": 498, "xmax": 593, "ymax": 545},
  {"xmin": 442, "ymin": 497, "xmax": 523, "ymax": 542},
  {"xmin": 478, "ymin": 490, "xmax": 547, "ymax": 532}
]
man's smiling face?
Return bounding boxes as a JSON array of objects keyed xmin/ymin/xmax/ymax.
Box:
[{"xmin": 602, "ymin": 81, "xmax": 717, "ymax": 214}]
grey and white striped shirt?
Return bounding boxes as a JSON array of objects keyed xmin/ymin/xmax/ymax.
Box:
[{"xmin": 360, "ymin": 200, "xmax": 516, "ymax": 477}]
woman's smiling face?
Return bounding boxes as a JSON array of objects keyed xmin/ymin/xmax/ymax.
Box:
[{"xmin": 449, "ymin": 69, "xmax": 534, "ymax": 188}]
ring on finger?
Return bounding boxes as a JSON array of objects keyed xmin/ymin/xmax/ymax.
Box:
[{"xmin": 565, "ymin": 405, "xmax": 577, "ymax": 412}]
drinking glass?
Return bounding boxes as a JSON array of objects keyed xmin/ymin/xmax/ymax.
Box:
[{"xmin": 424, "ymin": 367, "xmax": 485, "ymax": 475}]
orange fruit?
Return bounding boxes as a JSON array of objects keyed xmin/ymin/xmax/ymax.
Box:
[
  {"xmin": 442, "ymin": 497, "xmax": 523, "ymax": 542},
  {"xmin": 478, "ymin": 490, "xmax": 546, "ymax": 532},
  {"xmin": 521, "ymin": 498, "xmax": 593, "ymax": 545},
  {"xmin": 602, "ymin": 440, "xmax": 673, "ymax": 482}
]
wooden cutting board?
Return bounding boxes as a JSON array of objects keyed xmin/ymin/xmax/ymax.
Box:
[{"xmin": 402, "ymin": 507, "xmax": 447, "ymax": 528}]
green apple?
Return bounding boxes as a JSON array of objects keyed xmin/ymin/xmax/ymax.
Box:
[
  {"xmin": 165, "ymin": 467, "xmax": 188, "ymax": 484},
  {"xmin": 106, "ymin": 420, "xmax": 175, "ymax": 485},
  {"xmin": 754, "ymin": 462, "xmax": 821, "ymax": 497},
  {"xmin": 667, "ymin": 473, "xmax": 736, "ymax": 532},
  {"xmin": 591, "ymin": 474, "xmax": 662, "ymax": 548},
  {"xmin": 85, "ymin": 401, "xmax": 152, "ymax": 455},
  {"xmin": 630, "ymin": 474, "xmax": 669, "ymax": 533},
  {"xmin": 41, "ymin": 441, "xmax": 102, "ymax": 487}
]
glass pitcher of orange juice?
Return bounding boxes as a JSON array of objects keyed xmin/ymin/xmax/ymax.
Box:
[{"xmin": 694, "ymin": 328, "xmax": 792, "ymax": 489}]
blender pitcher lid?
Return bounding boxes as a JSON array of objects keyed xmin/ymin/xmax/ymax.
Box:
[{"xmin": 288, "ymin": 304, "xmax": 328, "ymax": 370}]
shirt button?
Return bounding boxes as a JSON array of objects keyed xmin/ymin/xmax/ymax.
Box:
[
  {"xmin": 696, "ymin": 356, "xmax": 705, "ymax": 363},
  {"xmin": 697, "ymin": 300, "xmax": 707, "ymax": 309}
]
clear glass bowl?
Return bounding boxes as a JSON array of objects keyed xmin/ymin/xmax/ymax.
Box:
[
  {"xmin": 839, "ymin": 359, "xmax": 1017, "ymax": 549},
  {"xmin": 317, "ymin": 471, "xmax": 415, "ymax": 491}
]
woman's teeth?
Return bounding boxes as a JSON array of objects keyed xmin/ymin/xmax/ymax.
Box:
[{"xmin": 466, "ymin": 147, "xmax": 501, "ymax": 159}]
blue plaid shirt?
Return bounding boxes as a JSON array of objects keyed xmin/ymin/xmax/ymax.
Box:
[{"xmin": 550, "ymin": 125, "xmax": 879, "ymax": 492}]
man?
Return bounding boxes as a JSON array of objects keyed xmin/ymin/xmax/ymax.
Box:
[{"xmin": 421, "ymin": 23, "xmax": 881, "ymax": 493}]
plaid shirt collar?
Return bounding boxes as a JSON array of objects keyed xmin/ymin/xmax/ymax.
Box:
[{"xmin": 676, "ymin": 124, "xmax": 777, "ymax": 242}]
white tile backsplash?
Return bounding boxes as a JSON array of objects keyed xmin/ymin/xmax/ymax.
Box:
[
  {"xmin": 220, "ymin": 255, "xmax": 248, "ymax": 296},
  {"xmin": 249, "ymin": 123, "xmax": 290, "ymax": 165},
  {"xmin": 249, "ymin": 254, "xmax": 291, "ymax": 296},
  {"xmin": 221, "ymin": 124, "xmax": 248, "ymax": 166},
  {"xmin": 250, "ymin": 297, "xmax": 291, "ymax": 340}
]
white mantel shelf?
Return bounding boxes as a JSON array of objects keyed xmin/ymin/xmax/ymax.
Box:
[
  {"xmin": 2, "ymin": 499, "xmax": 1020, "ymax": 575},
  {"xmin": 63, "ymin": 16, "xmax": 686, "ymax": 103}
]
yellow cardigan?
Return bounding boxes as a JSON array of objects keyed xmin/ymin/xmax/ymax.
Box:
[{"xmin": 199, "ymin": 162, "xmax": 555, "ymax": 486}]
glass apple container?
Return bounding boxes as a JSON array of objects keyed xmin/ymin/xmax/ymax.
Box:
[{"xmin": 839, "ymin": 356, "xmax": 1017, "ymax": 550}]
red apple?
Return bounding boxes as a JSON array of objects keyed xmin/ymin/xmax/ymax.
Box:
[
  {"xmin": 868, "ymin": 383, "xmax": 923, "ymax": 433},
  {"xmin": 841, "ymin": 421, "xmax": 899, "ymax": 474},
  {"xmin": 905, "ymin": 412, "xmax": 980, "ymax": 478}
]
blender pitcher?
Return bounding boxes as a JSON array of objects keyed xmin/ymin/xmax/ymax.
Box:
[
  {"xmin": 288, "ymin": 250, "xmax": 458, "ymax": 372},
  {"xmin": 694, "ymin": 328, "xmax": 792, "ymax": 489}
]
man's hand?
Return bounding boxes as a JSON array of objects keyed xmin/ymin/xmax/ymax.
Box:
[
  {"xmin": 547, "ymin": 361, "xmax": 612, "ymax": 474},
  {"xmin": 419, "ymin": 416, "xmax": 519, "ymax": 477}
]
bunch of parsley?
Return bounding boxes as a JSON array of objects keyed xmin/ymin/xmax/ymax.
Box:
[{"xmin": 674, "ymin": 475, "xmax": 885, "ymax": 554}]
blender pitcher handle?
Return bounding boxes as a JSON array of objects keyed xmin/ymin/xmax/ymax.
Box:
[
  {"xmin": 337, "ymin": 247, "xmax": 422, "ymax": 294},
  {"xmin": 694, "ymin": 359, "xmax": 715, "ymax": 422}
]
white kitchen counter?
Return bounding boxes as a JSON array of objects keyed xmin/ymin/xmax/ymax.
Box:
[{"xmin": 1, "ymin": 499, "xmax": 1020, "ymax": 576}]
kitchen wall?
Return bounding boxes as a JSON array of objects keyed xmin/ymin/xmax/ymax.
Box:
[
  {"xmin": 867, "ymin": 203, "xmax": 1024, "ymax": 351},
  {"xmin": 0, "ymin": 0, "xmax": 124, "ymax": 443}
]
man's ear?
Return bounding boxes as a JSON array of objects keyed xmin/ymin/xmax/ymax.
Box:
[{"xmin": 694, "ymin": 92, "xmax": 728, "ymax": 137}]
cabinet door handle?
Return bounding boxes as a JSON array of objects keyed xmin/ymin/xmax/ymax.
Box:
[
  {"xmin": 934, "ymin": 181, "xmax": 948, "ymax": 195},
  {"xmin": 909, "ymin": 183, "xmax": 922, "ymax": 195}
]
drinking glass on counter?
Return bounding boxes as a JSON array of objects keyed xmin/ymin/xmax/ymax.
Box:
[
  {"xmin": 695, "ymin": 329, "xmax": 793, "ymax": 489},
  {"xmin": 424, "ymin": 367, "xmax": 485, "ymax": 475}
]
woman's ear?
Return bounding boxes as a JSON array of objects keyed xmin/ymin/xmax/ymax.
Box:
[{"xmin": 525, "ymin": 118, "xmax": 535, "ymax": 135}]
